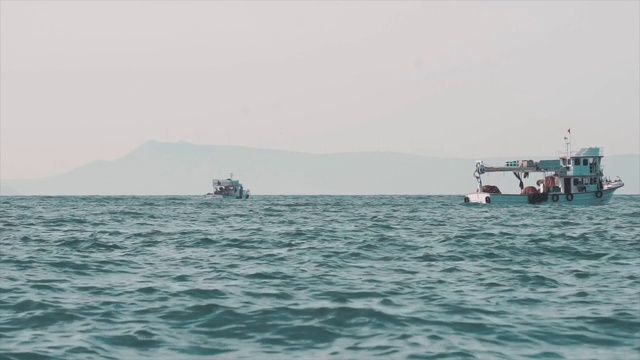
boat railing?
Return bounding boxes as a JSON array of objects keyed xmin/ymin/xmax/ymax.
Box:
[
  {"xmin": 557, "ymin": 150, "xmax": 577, "ymax": 159},
  {"xmin": 557, "ymin": 147, "xmax": 604, "ymax": 159}
]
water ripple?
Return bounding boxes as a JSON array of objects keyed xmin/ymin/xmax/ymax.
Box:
[{"xmin": 0, "ymin": 195, "xmax": 639, "ymax": 359}]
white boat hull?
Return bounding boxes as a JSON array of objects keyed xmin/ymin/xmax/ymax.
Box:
[
  {"xmin": 464, "ymin": 185, "xmax": 622, "ymax": 205},
  {"xmin": 203, "ymin": 193, "xmax": 250, "ymax": 200}
]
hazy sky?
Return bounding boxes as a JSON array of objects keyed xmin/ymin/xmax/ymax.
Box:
[{"xmin": 1, "ymin": 1, "xmax": 639, "ymax": 180}]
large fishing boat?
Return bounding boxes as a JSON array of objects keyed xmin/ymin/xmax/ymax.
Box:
[
  {"xmin": 204, "ymin": 174, "xmax": 250, "ymax": 199},
  {"xmin": 464, "ymin": 136, "xmax": 624, "ymax": 205}
]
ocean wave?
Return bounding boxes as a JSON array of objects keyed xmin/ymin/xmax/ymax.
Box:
[{"xmin": 1, "ymin": 195, "xmax": 638, "ymax": 359}]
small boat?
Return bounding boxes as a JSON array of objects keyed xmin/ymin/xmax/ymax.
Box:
[
  {"xmin": 464, "ymin": 137, "xmax": 623, "ymax": 205},
  {"xmin": 204, "ymin": 173, "xmax": 250, "ymax": 199}
]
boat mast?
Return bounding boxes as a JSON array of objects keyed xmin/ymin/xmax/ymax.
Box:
[{"xmin": 564, "ymin": 128, "xmax": 572, "ymax": 156}]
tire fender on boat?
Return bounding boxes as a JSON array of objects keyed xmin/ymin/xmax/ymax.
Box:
[
  {"xmin": 566, "ymin": 194, "xmax": 574, "ymax": 202},
  {"xmin": 551, "ymin": 194, "xmax": 559, "ymax": 202},
  {"xmin": 485, "ymin": 196, "xmax": 491, "ymax": 204},
  {"xmin": 595, "ymin": 190, "xmax": 603, "ymax": 198},
  {"xmin": 464, "ymin": 196, "xmax": 470, "ymax": 203}
]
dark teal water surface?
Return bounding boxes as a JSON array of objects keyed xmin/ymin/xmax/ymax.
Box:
[{"xmin": 1, "ymin": 195, "xmax": 639, "ymax": 359}]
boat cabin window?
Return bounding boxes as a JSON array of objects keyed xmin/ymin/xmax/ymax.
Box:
[
  {"xmin": 582, "ymin": 159, "xmax": 588, "ymax": 166},
  {"xmin": 573, "ymin": 159, "xmax": 580, "ymax": 166}
]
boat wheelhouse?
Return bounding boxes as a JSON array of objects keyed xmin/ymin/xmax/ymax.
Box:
[
  {"xmin": 464, "ymin": 145, "xmax": 624, "ymax": 205},
  {"xmin": 204, "ymin": 174, "xmax": 250, "ymax": 199}
]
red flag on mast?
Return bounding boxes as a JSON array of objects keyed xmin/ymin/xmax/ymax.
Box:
[{"xmin": 567, "ymin": 128, "xmax": 571, "ymax": 134}]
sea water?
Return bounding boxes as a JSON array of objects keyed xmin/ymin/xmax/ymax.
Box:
[{"xmin": 1, "ymin": 195, "xmax": 639, "ymax": 359}]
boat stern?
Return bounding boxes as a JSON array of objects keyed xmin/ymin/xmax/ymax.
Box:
[{"xmin": 464, "ymin": 192, "xmax": 492, "ymax": 204}]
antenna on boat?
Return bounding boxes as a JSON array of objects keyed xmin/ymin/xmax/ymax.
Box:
[{"xmin": 564, "ymin": 128, "xmax": 572, "ymax": 157}]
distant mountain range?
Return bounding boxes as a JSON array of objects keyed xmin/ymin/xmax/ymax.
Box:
[{"xmin": 1, "ymin": 140, "xmax": 638, "ymax": 195}]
